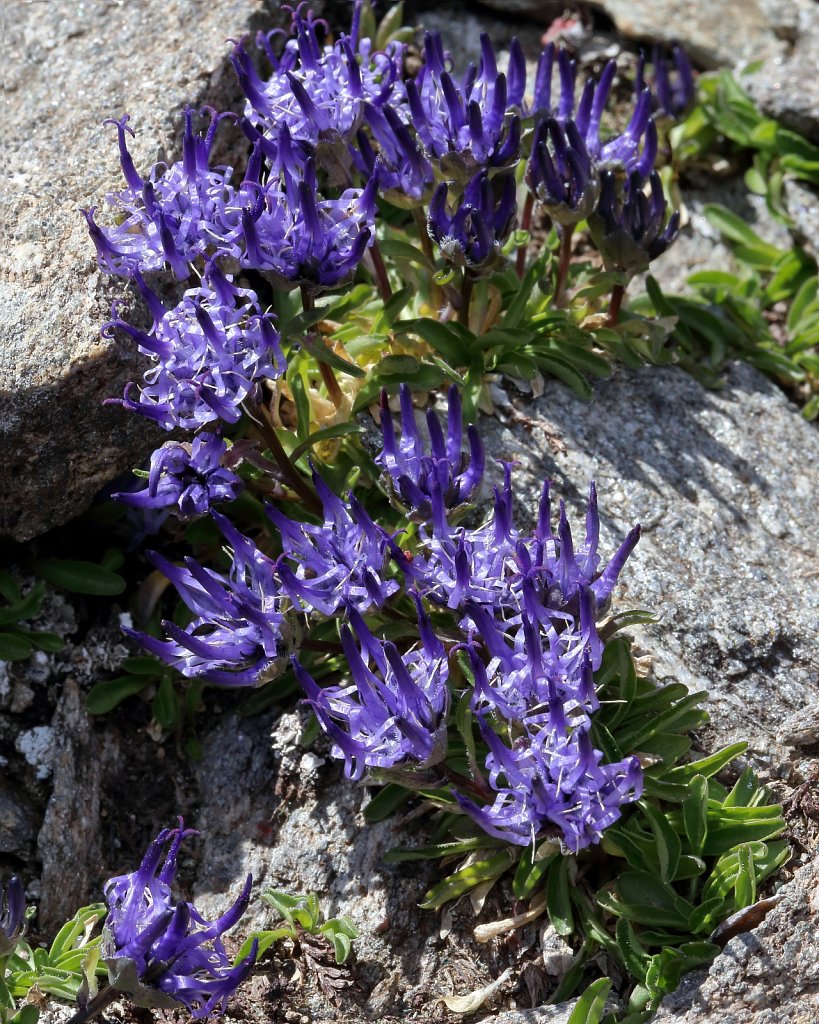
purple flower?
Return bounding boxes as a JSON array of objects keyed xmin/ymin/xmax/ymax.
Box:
[
  {"xmin": 636, "ymin": 45, "xmax": 696, "ymax": 120},
  {"xmin": 233, "ymin": 7, "xmax": 405, "ymax": 161},
  {"xmin": 594, "ymin": 88, "xmax": 658, "ymax": 176},
  {"xmin": 454, "ymin": 719, "xmax": 643, "ymax": 851},
  {"xmin": 526, "ymin": 117, "xmax": 599, "ymax": 227},
  {"xmin": 113, "ymin": 433, "xmax": 243, "ymax": 521},
  {"xmin": 105, "ymin": 265, "xmax": 285, "ymax": 430},
  {"xmin": 84, "ymin": 108, "xmax": 238, "ymax": 279},
  {"xmin": 103, "ymin": 821, "xmax": 256, "ymax": 1017},
  {"xmin": 295, "ymin": 603, "xmax": 450, "ymax": 780},
  {"xmin": 130, "ymin": 512, "xmax": 288, "ymax": 686},
  {"xmin": 588, "ymin": 169, "xmax": 680, "ymax": 277},
  {"xmin": 269, "ymin": 470, "xmax": 398, "ymax": 616},
  {"xmin": 240, "ymin": 160, "xmax": 377, "ymax": 290},
  {"xmin": 428, "ymin": 170, "xmax": 517, "ymax": 270},
  {"xmin": 0, "ymin": 877, "xmax": 25, "ymax": 956},
  {"xmin": 352, "ymin": 104, "xmax": 434, "ymax": 207},
  {"xmin": 376, "ymin": 384, "xmax": 484, "ymax": 515},
  {"xmin": 407, "ymin": 32, "xmax": 522, "ymax": 174}
]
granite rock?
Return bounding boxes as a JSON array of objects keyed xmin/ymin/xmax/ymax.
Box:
[
  {"xmin": 0, "ymin": 0, "xmax": 271, "ymax": 542},
  {"xmin": 746, "ymin": 5, "xmax": 819, "ymax": 144},
  {"xmin": 652, "ymin": 852, "xmax": 819, "ymax": 1024},
  {"xmin": 586, "ymin": 0, "xmax": 798, "ymax": 69},
  {"xmin": 479, "ymin": 361, "xmax": 819, "ymax": 779}
]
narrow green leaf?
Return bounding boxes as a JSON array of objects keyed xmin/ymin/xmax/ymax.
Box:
[
  {"xmin": 290, "ymin": 423, "xmax": 361, "ymax": 463},
  {"xmin": 638, "ymin": 800, "xmax": 681, "ymax": 882},
  {"xmin": 86, "ymin": 676, "xmax": 148, "ymax": 715},
  {"xmin": 31, "ymin": 559, "xmax": 125, "ymax": 597},
  {"xmin": 567, "ymin": 978, "xmax": 611, "ymax": 1024},
  {"xmin": 0, "ymin": 632, "xmax": 34, "ymax": 660},
  {"xmin": 301, "ymin": 334, "xmax": 366, "ymax": 378},
  {"xmin": 152, "ymin": 677, "xmax": 180, "ymax": 729},
  {"xmin": 377, "ymin": 237, "xmax": 434, "ymax": 270},
  {"xmin": 364, "ymin": 784, "xmax": 411, "ymax": 823},
  {"xmin": 682, "ymin": 775, "xmax": 709, "ymax": 855},
  {"xmin": 419, "ymin": 851, "xmax": 514, "ymax": 910},
  {"xmin": 546, "ymin": 857, "xmax": 575, "ymax": 937}
]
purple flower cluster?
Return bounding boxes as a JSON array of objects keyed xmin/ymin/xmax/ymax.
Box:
[
  {"xmin": 104, "ymin": 266, "xmax": 284, "ymax": 431},
  {"xmin": 636, "ymin": 45, "xmax": 696, "ymax": 120},
  {"xmin": 296, "ymin": 603, "xmax": 449, "ymax": 780},
  {"xmin": 428, "ymin": 170, "xmax": 518, "ymax": 271},
  {"xmin": 103, "ymin": 822, "xmax": 255, "ymax": 1018},
  {"xmin": 113, "ymin": 433, "xmax": 243, "ymax": 522}
]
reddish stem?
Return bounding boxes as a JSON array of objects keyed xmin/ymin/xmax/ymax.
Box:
[
  {"xmin": 608, "ymin": 283, "xmax": 626, "ymax": 327},
  {"xmin": 516, "ymin": 192, "xmax": 535, "ymax": 279},
  {"xmin": 555, "ymin": 226, "xmax": 574, "ymax": 307}
]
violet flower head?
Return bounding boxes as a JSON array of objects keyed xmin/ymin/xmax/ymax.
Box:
[
  {"xmin": 353, "ymin": 104, "xmax": 434, "ymax": 208},
  {"xmin": 240, "ymin": 160, "xmax": 377, "ymax": 290},
  {"xmin": 84, "ymin": 108, "xmax": 238, "ymax": 279},
  {"xmin": 234, "ymin": 5, "xmax": 404, "ymax": 161},
  {"xmin": 113, "ymin": 433, "xmax": 243, "ymax": 521},
  {"xmin": 269, "ymin": 470, "xmax": 398, "ymax": 616},
  {"xmin": 595, "ymin": 88, "xmax": 658, "ymax": 176},
  {"xmin": 105, "ymin": 265, "xmax": 285, "ymax": 430},
  {"xmin": 636, "ymin": 45, "xmax": 696, "ymax": 120},
  {"xmin": 455, "ymin": 720, "xmax": 643, "ymax": 852},
  {"xmin": 407, "ymin": 32, "xmax": 522, "ymax": 175},
  {"xmin": 295, "ymin": 603, "xmax": 450, "ymax": 781},
  {"xmin": 131, "ymin": 512, "xmax": 288, "ymax": 686},
  {"xmin": 515, "ymin": 480, "xmax": 641, "ymax": 613},
  {"xmin": 103, "ymin": 821, "xmax": 256, "ymax": 1017},
  {"xmin": 376, "ymin": 384, "xmax": 484, "ymax": 515},
  {"xmin": 528, "ymin": 44, "xmax": 581, "ymax": 122},
  {"xmin": 428, "ymin": 170, "xmax": 517, "ymax": 270},
  {"xmin": 0, "ymin": 877, "xmax": 25, "ymax": 957},
  {"xmin": 588, "ymin": 169, "xmax": 680, "ymax": 277},
  {"xmin": 526, "ymin": 117, "xmax": 599, "ymax": 227}
]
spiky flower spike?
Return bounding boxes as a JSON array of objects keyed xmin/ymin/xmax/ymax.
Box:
[
  {"xmin": 103, "ymin": 821, "xmax": 256, "ymax": 1017},
  {"xmin": 0, "ymin": 876, "xmax": 25, "ymax": 957},
  {"xmin": 113, "ymin": 433, "xmax": 243, "ymax": 522},
  {"xmin": 295, "ymin": 602, "xmax": 450, "ymax": 781},
  {"xmin": 376, "ymin": 384, "xmax": 485, "ymax": 515},
  {"xmin": 526, "ymin": 117, "xmax": 599, "ymax": 227},
  {"xmin": 104, "ymin": 264, "xmax": 285, "ymax": 430},
  {"xmin": 636, "ymin": 44, "xmax": 696, "ymax": 120},
  {"xmin": 428, "ymin": 170, "xmax": 517, "ymax": 270},
  {"xmin": 588, "ymin": 169, "xmax": 680, "ymax": 278}
]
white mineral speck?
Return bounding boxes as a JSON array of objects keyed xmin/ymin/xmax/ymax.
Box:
[
  {"xmin": 16, "ymin": 725, "xmax": 55, "ymax": 779},
  {"xmin": 118, "ymin": 611, "xmax": 133, "ymax": 629}
]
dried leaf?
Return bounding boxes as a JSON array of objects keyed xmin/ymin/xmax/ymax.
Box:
[
  {"xmin": 473, "ymin": 893, "xmax": 548, "ymax": 943},
  {"xmin": 441, "ymin": 967, "xmax": 512, "ymax": 1013}
]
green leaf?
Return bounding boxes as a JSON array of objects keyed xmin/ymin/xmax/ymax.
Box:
[
  {"xmin": 152, "ymin": 677, "xmax": 180, "ymax": 729},
  {"xmin": 531, "ymin": 351, "xmax": 594, "ymax": 400},
  {"xmin": 31, "ymin": 559, "xmax": 126, "ymax": 596},
  {"xmin": 301, "ymin": 334, "xmax": 366, "ymax": 378},
  {"xmin": 419, "ymin": 851, "xmax": 514, "ymax": 910},
  {"xmin": 682, "ymin": 775, "xmax": 709, "ymax": 855},
  {"xmin": 567, "ymin": 978, "xmax": 611, "ymax": 1024},
  {"xmin": 702, "ymin": 205, "xmax": 783, "ymax": 268},
  {"xmin": 638, "ymin": 800, "xmax": 681, "ymax": 883},
  {"xmin": 395, "ymin": 318, "xmax": 472, "ymax": 366},
  {"xmin": 0, "ymin": 581, "xmax": 45, "ymax": 625},
  {"xmin": 733, "ymin": 843, "xmax": 757, "ymax": 911},
  {"xmin": 290, "ymin": 423, "xmax": 361, "ymax": 463},
  {"xmin": 121, "ymin": 656, "xmax": 163, "ymax": 676},
  {"xmin": 666, "ymin": 743, "xmax": 748, "ymax": 783},
  {"xmin": 546, "ymin": 857, "xmax": 575, "ymax": 937},
  {"xmin": 0, "ymin": 632, "xmax": 33, "ymax": 660},
  {"xmin": 86, "ymin": 676, "xmax": 148, "ymax": 715},
  {"xmin": 512, "ymin": 844, "xmax": 557, "ymax": 900},
  {"xmin": 236, "ymin": 928, "xmax": 295, "ymax": 961},
  {"xmin": 364, "ymin": 783, "xmax": 411, "ymax": 822},
  {"xmin": 377, "ymin": 237, "xmax": 434, "ymax": 271},
  {"xmin": 383, "ymin": 838, "xmax": 496, "ymax": 863}
]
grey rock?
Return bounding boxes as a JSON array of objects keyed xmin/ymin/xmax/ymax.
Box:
[
  {"xmin": 652, "ymin": 853, "xmax": 819, "ymax": 1023},
  {"xmin": 585, "ymin": 0, "xmax": 797, "ymax": 69},
  {"xmin": 0, "ymin": 779, "xmax": 39, "ymax": 853},
  {"xmin": 37, "ymin": 680, "xmax": 108, "ymax": 933},
  {"xmin": 746, "ymin": 6, "xmax": 819, "ymax": 144},
  {"xmin": 1, "ymin": 0, "xmax": 270, "ymax": 542},
  {"xmin": 474, "ymin": 1, "xmax": 564, "ymax": 23},
  {"xmin": 483, "ymin": 1006, "xmax": 584, "ymax": 1024},
  {"xmin": 479, "ymin": 361, "xmax": 819, "ymax": 777},
  {"xmin": 783, "ymin": 178, "xmax": 819, "ymax": 261}
]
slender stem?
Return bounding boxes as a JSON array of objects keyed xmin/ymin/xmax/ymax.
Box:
[
  {"xmin": 300, "ymin": 285, "xmax": 343, "ymax": 409},
  {"xmin": 516, "ymin": 191, "xmax": 535, "ymax": 279},
  {"xmin": 369, "ymin": 238, "xmax": 393, "ymax": 303},
  {"xmin": 301, "ymin": 639, "xmax": 344, "ymax": 654},
  {"xmin": 555, "ymin": 226, "xmax": 574, "ymax": 308},
  {"xmin": 459, "ymin": 271, "xmax": 474, "ymax": 327},
  {"xmin": 244, "ymin": 403, "xmax": 322, "ymax": 512},
  {"xmin": 412, "ymin": 206, "xmax": 442, "ymax": 312},
  {"xmin": 607, "ymin": 283, "xmax": 626, "ymax": 327},
  {"xmin": 66, "ymin": 985, "xmax": 120, "ymax": 1024},
  {"xmin": 439, "ymin": 763, "xmax": 493, "ymax": 802}
]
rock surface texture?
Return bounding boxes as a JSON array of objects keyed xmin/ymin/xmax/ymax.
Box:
[
  {"xmin": 0, "ymin": 0, "xmax": 269, "ymax": 541},
  {"xmin": 652, "ymin": 853, "xmax": 819, "ymax": 1024},
  {"xmin": 481, "ymin": 362, "xmax": 819, "ymax": 777}
]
